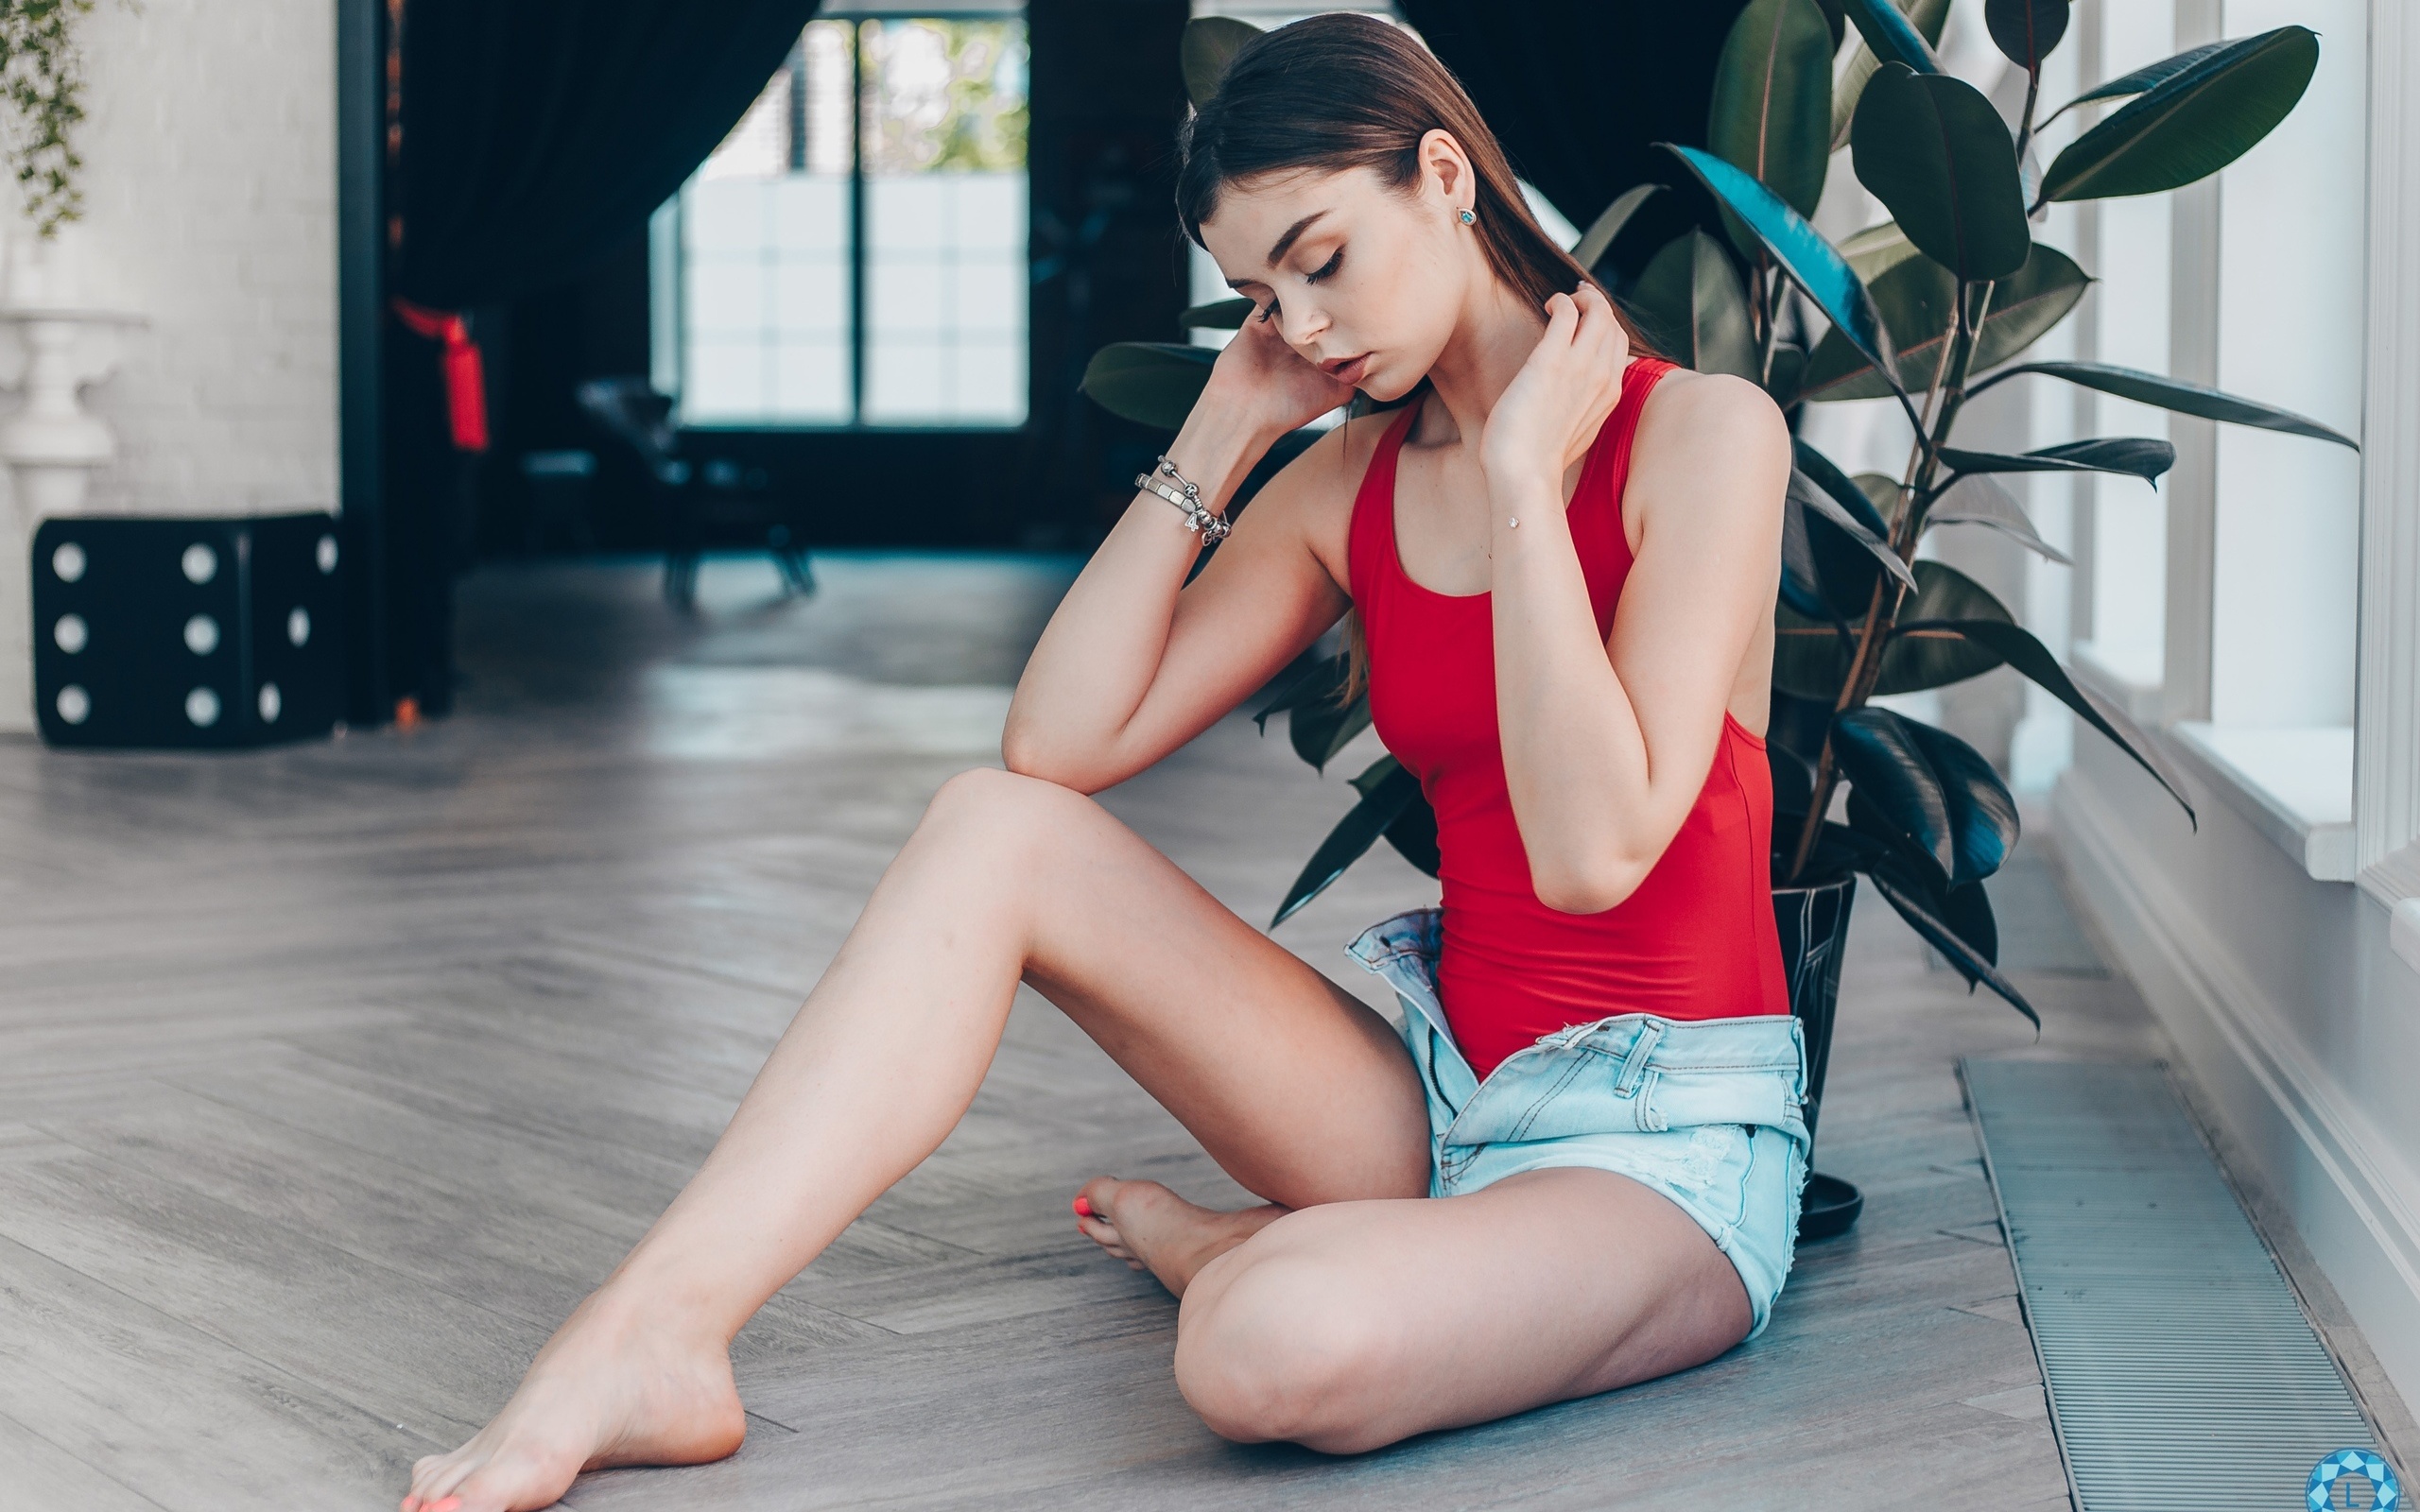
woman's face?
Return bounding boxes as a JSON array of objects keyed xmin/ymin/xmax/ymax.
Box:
[{"xmin": 1197, "ymin": 134, "xmax": 1482, "ymax": 403}]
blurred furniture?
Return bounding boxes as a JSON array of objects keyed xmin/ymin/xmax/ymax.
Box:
[
  {"xmin": 574, "ymin": 376, "xmax": 814, "ymax": 611},
  {"xmin": 517, "ymin": 449, "xmax": 599, "ymax": 555},
  {"xmin": 33, "ymin": 512, "xmax": 344, "ymax": 748}
]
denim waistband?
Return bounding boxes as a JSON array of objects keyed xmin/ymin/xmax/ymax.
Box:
[{"xmin": 1347, "ymin": 907, "xmax": 1806, "ymax": 1086}]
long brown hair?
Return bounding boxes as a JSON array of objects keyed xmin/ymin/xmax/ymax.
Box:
[
  {"xmin": 1176, "ymin": 12, "xmax": 1651, "ymax": 698},
  {"xmin": 1176, "ymin": 12, "xmax": 1648, "ymax": 343}
]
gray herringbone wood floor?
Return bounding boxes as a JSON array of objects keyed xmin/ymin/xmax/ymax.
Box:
[{"xmin": 0, "ymin": 555, "xmax": 2147, "ymax": 1510}]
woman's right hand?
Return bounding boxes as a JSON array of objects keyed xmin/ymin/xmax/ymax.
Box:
[{"xmin": 1198, "ymin": 307, "xmax": 1359, "ymax": 445}]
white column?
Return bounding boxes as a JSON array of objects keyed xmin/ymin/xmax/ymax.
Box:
[{"xmin": 0, "ymin": 229, "xmax": 141, "ymax": 733}]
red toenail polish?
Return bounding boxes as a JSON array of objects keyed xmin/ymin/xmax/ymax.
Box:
[{"xmin": 1073, "ymin": 1195, "xmax": 1094, "ymax": 1218}]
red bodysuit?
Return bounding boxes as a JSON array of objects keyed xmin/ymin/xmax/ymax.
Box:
[{"xmin": 1346, "ymin": 356, "xmax": 1790, "ymax": 1079}]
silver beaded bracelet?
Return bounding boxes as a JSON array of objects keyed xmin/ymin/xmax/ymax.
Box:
[{"xmin": 1134, "ymin": 455, "xmax": 1231, "ymax": 542}]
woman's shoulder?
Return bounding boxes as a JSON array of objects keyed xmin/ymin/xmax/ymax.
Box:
[
  {"xmin": 1630, "ymin": 367, "xmax": 1786, "ymax": 471},
  {"xmin": 1623, "ymin": 365, "xmax": 1791, "ymax": 526}
]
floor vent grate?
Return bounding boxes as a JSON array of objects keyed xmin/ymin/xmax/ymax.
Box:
[{"xmin": 1962, "ymin": 1058, "xmax": 2387, "ymax": 1511}]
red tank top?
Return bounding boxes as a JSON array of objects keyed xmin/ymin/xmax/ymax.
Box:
[{"xmin": 1346, "ymin": 357, "xmax": 1789, "ymax": 1079}]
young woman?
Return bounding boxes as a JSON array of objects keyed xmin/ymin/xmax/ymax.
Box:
[{"xmin": 404, "ymin": 14, "xmax": 1802, "ymax": 1511}]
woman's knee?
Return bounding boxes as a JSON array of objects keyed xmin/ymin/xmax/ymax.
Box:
[
  {"xmin": 1172, "ymin": 1245, "xmax": 1401, "ymax": 1452},
  {"xmin": 919, "ymin": 766, "xmax": 1091, "ymax": 854}
]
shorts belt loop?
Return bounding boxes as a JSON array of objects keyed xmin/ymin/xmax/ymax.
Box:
[{"xmin": 1611, "ymin": 1021, "xmax": 1664, "ymax": 1097}]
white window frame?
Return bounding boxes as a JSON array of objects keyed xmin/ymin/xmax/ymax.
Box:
[
  {"xmin": 654, "ymin": 6, "xmax": 1031, "ymax": 433},
  {"xmin": 2068, "ymin": 0, "xmax": 2378, "ymax": 884},
  {"xmin": 2357, "ymin": 0, "xmax": 2420, "ymax": 908}
]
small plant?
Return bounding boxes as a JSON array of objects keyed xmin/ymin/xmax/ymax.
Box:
[
  {"xmin": 0, "ymin": 0, "xmax": 101, "ymax": 237},
  {"xmin": 1082, "ymin": 2, "xmax": 2355, "ymax": 1028}
]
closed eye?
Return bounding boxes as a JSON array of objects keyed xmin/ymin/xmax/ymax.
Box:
[{"xmin": 1252, "ymin": 249, "xmax": 1340, "ymax": 322}]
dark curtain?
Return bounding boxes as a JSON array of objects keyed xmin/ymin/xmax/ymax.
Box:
[
  {"xmin": 396, "ymin": 0, "xmax": 821, "ymax": 308},
  {"xmin": 1024, "ymin": 0, "xmax": 1191, "ymax": 546},
  {"xmin": 1396, "ymin": 0, "xmax": 1750, "ymax": 277},
  {"xmin": 378, "ymin": 0, "xmax": 819, "ymax": 717}
]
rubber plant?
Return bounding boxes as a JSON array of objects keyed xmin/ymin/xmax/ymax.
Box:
[{"xmin": 1080, "ymin": 3, "xmax": 2354, "ymax": 1027}]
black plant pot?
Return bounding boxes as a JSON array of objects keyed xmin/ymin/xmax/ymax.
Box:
[{"xmin": 1772, "ymin": 871, "xmax": 1863, "ymax": 1242}]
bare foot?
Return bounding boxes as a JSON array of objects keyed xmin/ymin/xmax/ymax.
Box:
[
  {"xmin": 1073, "ymin": 1177, "xmax": 1287, "ymax": 1297},
  {"xmin": 400, "ymin": 1290, "xmax": 744, "ymax": 1512}
]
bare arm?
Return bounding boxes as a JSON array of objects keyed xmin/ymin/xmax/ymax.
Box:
[
  {"xmin": 1483, "ymin": 289, "xmax": 1789, "ymax": 913},
  {"xmin": 1001, "ymin": 318, "xmax": 1363, "ymax": 793}
]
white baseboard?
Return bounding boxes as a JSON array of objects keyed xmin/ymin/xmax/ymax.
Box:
[{"xmin": 2054, "ymin": 768, "xmax": 2420, "ymax": 1426}]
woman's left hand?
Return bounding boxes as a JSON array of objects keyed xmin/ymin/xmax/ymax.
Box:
[{"xmin": 1478, "ymin": 284, "xmax": 1632, "ymax": 504}]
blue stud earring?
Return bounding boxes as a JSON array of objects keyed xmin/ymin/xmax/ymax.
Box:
[{"xmin": 1459, "ymin": 208, "xmax": 1476, "ymax": 225}]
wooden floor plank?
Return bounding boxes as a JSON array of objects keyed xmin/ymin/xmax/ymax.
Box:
[
  {"xmin": 0, "ymin": 555, "xmax": 2209, "ymax": 1508},
  {"xmin": 0, "ymin": 1411, "xmax": 167, "ymax": 1512},
  {"xmin": 0, "ymin": 1236, "xmax": 424, "ymax": 1509}
]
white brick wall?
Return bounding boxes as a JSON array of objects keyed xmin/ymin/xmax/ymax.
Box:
[
  {"xmin": 0, "ymin": 0, "xmax": 337, "ymax": 730},
  {"xmin": 54, "ymin": 0, "xmax": 339, "ymax": 516}
]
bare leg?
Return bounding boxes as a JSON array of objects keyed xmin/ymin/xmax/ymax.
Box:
[
  {"xmin": 1071, "ymin": 1176, "xmax": 1287, "ymax": 1296},
  {"xmin": 404, "ymin": 768, "xmax": 1429, "ymax": 1512},
  {"xmin": 1171, "ymin": 1165, "xmax": 1757, "ymax": 1455}
]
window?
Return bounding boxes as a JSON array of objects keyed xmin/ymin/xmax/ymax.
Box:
[
  {"xmin": 651, "ymin": 9, "xmax": 1030, "ymax": 429},
  {"xmin": 2069, "ymin": 0, "xmax": 2176, "ymax": 707}
]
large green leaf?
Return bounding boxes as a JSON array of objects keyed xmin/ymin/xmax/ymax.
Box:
[
  {"xmin": 1852, "ymin": 65, "xmax": 2031, "ymax": 283},
  {"xmin": 1833, "ymin": 707, "xmax": 2018, "ymax": 887},
  {"xmin": 1182, "ymin": 297, "xmax": 1253, "ymax": 330},
  {"xmin": 1355, "ymin": 757, "xmax": 1443, "ymax": 876},
  {"xmin": 1801, "ymin": 242, "xmax": 2088, "ymax": 401},
  {"xmin": 2040, "ymin": 41, "xmax": 2228, "ymax": 129},
  {"xmin": 1794, "ymin": 439, "xmax": 1892, "ymax": 538},
  {"xmin": 1572, "ymin": 183, "xmax": 1661, "ymax": 275},
  {"xmin": 1272, "ymin": 757, "xmax": 1422, "ymax": 927},
  {"xmin": 1181, "ymin": 16, "xmax": 1260, "ymax": 108},
  {"xmin": 1835, "ymin": 217, "xmax": 1922, "ymax": 277},
  {"xmin": 1872, "ymin": 562, "xmax": 2014, "ymax": 694},
  {"xmin": 1253, "ymin": 649, "xmax": 1347, "ymax": 730},
  {"xmin": 1925, "ymin": 474, "xmax": 2073, "ymax": 564},
  {"xmin": 2040, "ymin": 26, "xmax": 2319, "ymax": 202},
  {"xmin": 1778, "ymin": 487, "xmax": 1828, "ymax": 620},
  {"xmin": 1966, "ymin": 360, "xmax": 2358, "ymax": 447},
  {"xmin": 1662, "ymin": 146, "xmax": 1899, "ymax": 387},
  {"xmin": 1708, "ymin": 0, "xmax": 1836, "ymax": 219},
  {"xmin": 1863, "ymin": 857, "xmax": 2038, "ymax": 1028},
  {"xmin": 1773, "ymin": 559, "xmax": 2014, "ymax": 698},
  {"xmin": 1290, "ymin": 690, "xmax": 1372, "ymax": 772},
  {"xmin": 1892, "ymin": 616, "xmax": 2196, "ymax": 820},
  {"xmin": 1831, "ymin": 0, "xmax": 1951, "ymax": 150},
  {"xmin": 1938, "ymin": 879, "xmax": 1999, "ymax": 969},
  {"xmin": 1080, "ymin": 342, "xmax": 1216, "ymax": 431},
  {"xmin": 1791, "ymin": 468, "xmax": 1911, "ymax": 588},
  {"xmin": 1833, "ymin": 709, "xmax": 1954, "ymax": 886},
  {"xmin": 1853, "ymin": 472, "xmax": 1903, "ymax": 528},
  {"xmin": 1773, "ymin": 604, "xmax": 1858, "ymax": 701},
  {"xmin": 1784, "ymin": 469, "xmax": 1916, "ymax": 620},
  {"xmin": 1626, "ymin": 232, "xmax": 1759, "ymax": 381},
  {"xmin": 1938, "ymin": 437, "xmax": 2174, "ymax": 487},
  {"xmin": 1840, "ymin": 0, "xmax": 1941, "ymax": 74},
  {"xmin": 1984, "ymin": 0, "xmax": 2069, "ymax": 73}
]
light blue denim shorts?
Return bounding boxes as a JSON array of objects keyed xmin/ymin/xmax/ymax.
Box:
[{"xmin": 1349, "ymin": 908, "xmax": 1814, "ymax": 1340}]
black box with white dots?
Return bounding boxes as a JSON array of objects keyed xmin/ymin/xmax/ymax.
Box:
[{"xmin": 32, "ymin": 513, "xmax": 344, "ymax": 749}]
